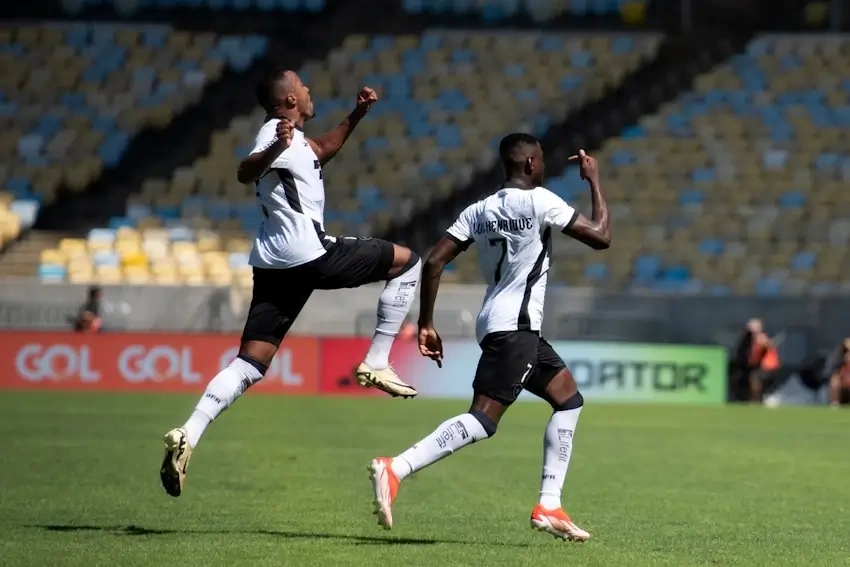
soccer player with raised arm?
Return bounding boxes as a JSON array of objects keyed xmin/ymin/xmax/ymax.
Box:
[
  {"xmin": 159, "ymin": 70, "xmax": 422, "ymax": 498},
  {"xmin": 367, "ymin": 133, "xmax": 610, "ymax": 541}
]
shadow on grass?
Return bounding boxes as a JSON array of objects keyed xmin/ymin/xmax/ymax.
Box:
[{"xmin": 33, "ymin": 524, "xmax": 530, "ymax": 547}]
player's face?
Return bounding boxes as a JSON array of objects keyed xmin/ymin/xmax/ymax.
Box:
[{"xmin": 295, "ymin": 77, "xmax": 315, "ymax": 120}]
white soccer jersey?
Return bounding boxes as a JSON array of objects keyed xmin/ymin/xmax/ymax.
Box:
[
  {"xmin": 446, "ymin": 187, "xmax": 578, "ymax": 343},
  {"xmin": 248, "ymin": 118, "xmax": 334, "ymax": 269}
]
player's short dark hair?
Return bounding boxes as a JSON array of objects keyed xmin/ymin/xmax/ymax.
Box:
[
  {"xmin": 499, "ymin": 133, "xmax": 540, "ymax": 168},
  {"xmin": 256, "ymin": 68, "xmax": 289, "ymax": 112}
]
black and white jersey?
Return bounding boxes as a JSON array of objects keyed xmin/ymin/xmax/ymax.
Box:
[
  {"xmin": 446, "ymin": 187, "xmax": 578, "ymax": 343},
  {"xmin": 248, "ymin": 118, "xmax": 334, "ymax": 269}
]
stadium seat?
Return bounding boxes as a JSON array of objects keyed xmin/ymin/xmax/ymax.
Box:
[
  {"xmin": 0, "ymin": 22, "xmax": 266, "ymax": 209},
  {"xmin": 518, "ymin": 34, "xmax": 850, "ymax": 294},
  {"xmin": 73, "ymin": 30, "xmax": 657, "ymax": 286},
  {"xmin": 61, "ymin": 0, "xmax": 327, "ymax": 14}
]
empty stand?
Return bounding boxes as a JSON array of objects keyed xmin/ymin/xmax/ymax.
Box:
[
  {"xmin": 0, "ymin": 22, "xmax": 267, "ymax": 209},
  {"xmin": 495, "ymin": 34, "xmax": 850, "ymax": 296},
  {"xmin": 61, "ymin": 0, "xmax": 326, "ymax": 15},
  {"xmin": 54, "ymin": 31, "xmax": 657, "ymax": 286},
  {"xmin": 0, "ymin": 192, "xmax": 39, "ymax": 254},
  {"xmin": 401, "ymin": 0, "xmax": 651, "ymax": 23}
]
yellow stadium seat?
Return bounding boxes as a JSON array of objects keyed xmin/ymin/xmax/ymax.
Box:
[
  {"xmin": 124, "ymin": 268, "xmax": 151, "ymax": 285},
  {"xmin": 68, "ymin": 271, "xmax": 94, "ymax": 285},
  {"xmin": 236, "ymin": 269, "xmax": 253, "ymax": 289},
  {"xmin": 59, "ymin": 238, "xmax": 87, "ymax": 254},
  {"xmin": 95, "ymin": 265, "xmax": 122, "ymax": 284},
  {"xmin": 183, "ymin": 272, "xmax": 207, "ymax": 286},
  {"xmin": 40, "ymin": 249, "xmax": 66, "ymax": 265},
  {"xmin": 116, "ymin": 227, "xmax": 140, "ymax": 241},
  {"xmin": 121, "ymin": 251, "xmax": 148, "ymax": 268}
]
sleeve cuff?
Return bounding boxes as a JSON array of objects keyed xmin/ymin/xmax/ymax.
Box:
[
  {"xmin": 562, "ymin": 209, "xmax": 580, "ymax": 233},
  {"xmin": 445, "ymin": 232, "xmax": 472, "ymax": 250}
]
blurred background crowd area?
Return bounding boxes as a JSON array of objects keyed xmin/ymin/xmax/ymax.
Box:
[{"xmin": 2, "ymin": 0, "xmax": 849, "ymax": 294}]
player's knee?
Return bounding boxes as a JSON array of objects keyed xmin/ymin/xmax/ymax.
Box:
[
  {"xmin": 552, "ymin": 391, "xmax": 584, "ymax": 412},
  {"xmin": 470, "ymin": 410, "xmax": 498, "ymax": 438},
  {"xmin": 236, "ymin": 354, "xmax": 269, "ymax": 376},
  {"xmin": 390, "ymin": 246, "xmax": 420, "ymax": 279},
  {"xmin": 403, "ymin": 251, "xmax": 421, "ymax": 273},
  {"xmin": 238, "ymin": 339, "xmax": 277, "ymax": 367},
  {"xmin": 236, "ymin": 354, "xmax": 268, "ymax": 382}
]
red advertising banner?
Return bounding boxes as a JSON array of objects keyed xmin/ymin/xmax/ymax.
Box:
[
  {"xmin": 0, "ymin": 332, "xmax": 320, "ymax": 394},
  {"xmin": 319, "ymin": 338, "xmax": 382, "ymax": 397},
  {"xmin": 318, "ymin": 337, "xmax": 421, "ymax": 396}
]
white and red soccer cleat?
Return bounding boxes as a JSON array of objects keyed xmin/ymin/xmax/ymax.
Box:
[
  {"xmin": 368, "ymin": 457, "xmax": 400, "ymax": 529},
  {"xmin": 530, "ymin": 504, "xmax": 591, "ymax": 542}
]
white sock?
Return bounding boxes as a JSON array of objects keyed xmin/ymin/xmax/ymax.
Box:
[
  {"xmin": 364, "ymin": 258, "xmax": 421, "ymax": 369},
  {"xmin": 539, "ymin": 407, "xmax": 582, "ymax": 510},
  {"xmin": 390, "ymin": 413, "xmax": 490, "ymax": 480},
  {"xmin": 182, "ymin": 357, "xmax": 264, "ymax": 447}
]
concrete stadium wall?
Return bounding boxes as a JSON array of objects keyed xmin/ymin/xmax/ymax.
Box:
[{"xmin": 0, "ymin": 279, "xmax": 846, "ymax": 364}]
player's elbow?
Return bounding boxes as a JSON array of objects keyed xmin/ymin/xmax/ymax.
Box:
[
  {"xmin": 236, "ymin": 165, "xmax": 253, "ymax": 185},
  {"xmin": 423, "ymin": 253, "xmax": 448, "ymax": 277},
  {"xmin": 424, "ymin": 254, "xmax": 445, "ymax": 272},
  {"xmin": 591, "ymin": 232, "xmax": 611, "ymax": 250}
]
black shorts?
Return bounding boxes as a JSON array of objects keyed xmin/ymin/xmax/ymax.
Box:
[
  {"xmin": 473, "ymin": 330, "xmax": 567, "ymax": 406},
  {"xmin": 241, "ymin": 236, "xmax": 395, "ymax": 346}
]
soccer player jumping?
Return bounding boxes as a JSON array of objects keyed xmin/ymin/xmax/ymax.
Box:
[
  {"xmin": 368, "ymin": 134, "xmax": 610, "ymax": 541},
  {"xmin": 160, "ymin": 70, "xmax": 421, "ymax": 497}
]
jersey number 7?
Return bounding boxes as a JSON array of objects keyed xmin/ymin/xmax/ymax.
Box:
[{"xmin": 488, "ymin": 237, "xmax": 508, "ymax": 283}]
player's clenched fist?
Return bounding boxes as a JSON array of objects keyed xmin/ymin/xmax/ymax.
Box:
[
  {"xmin": 276, "ymin": 118, "xmax": 294, "ymax": 148},
  {"xmin": 569, "ymin": 149, "xmax": 599, "ymax": 184},
  {"xmin": 418, "ymin": 324, "xmax": 444, "ymax": 368},
  {"xmin": 356, "ymin": 86, "xmax": 378, "ymax": 113}
]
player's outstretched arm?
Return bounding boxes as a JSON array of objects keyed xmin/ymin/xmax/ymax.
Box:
[
  {"xmin": 564, "ymin": 150, "xmax": 610, "ymax": 250},
  {"xmin": 308, "ymin": 87, "xmax": 377, "ymax": 166},
  {"xmin": 237, "ymin": 119, "xmax": 294, "ymax": 184},
  {"xmin": 417, "ymin": 236, "xmax": 464, "ymax": 367}
]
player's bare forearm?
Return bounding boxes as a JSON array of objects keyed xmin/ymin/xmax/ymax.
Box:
[
  {"xmin": 587, "ymin": 179, "xmax": 611, "ymax": 244},
  {"xmin": 418, "ymin": 257, "xmax": 443, "ymax": 328},
  {"xmin": 309, "ymin": 107, "xmax": 366, "ymax": 166},
  {"xmin": 237, "ymin": 142, "xmax": 286, "ymax": 184},
  {"xmin": 565, "ymin": 179, "xmax": 611, "ymax": 250},
  {"xmin": 418, "ymin": 236, "xmax": 463, "ymax": 327}
]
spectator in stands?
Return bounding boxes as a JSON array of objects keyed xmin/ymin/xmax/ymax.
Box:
[
  {"xmin": 826, "ymin": 339, "xmax": 850, "ymax": 408},
  {"xmin": 73, "ymin": 286, "xmax": 102, "ymax": 333}
]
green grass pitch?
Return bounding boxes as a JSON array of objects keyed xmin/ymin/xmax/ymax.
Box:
[{"xmin": 0, "ymin": 392, "xmax": 847, "ymax": 567}]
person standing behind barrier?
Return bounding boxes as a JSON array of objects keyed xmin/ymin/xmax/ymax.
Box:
[
  {"xmin": 747, "ymin": 322, "xmax": 780, "ymax": 403},
  {"xmin": 730, "ymin": 318, "xmax": 760, "ymax": 401},
  {"xmin": 827, "ymin": 339, "xmax": 850, "ymax": 408},
  {"xmin": 73, "ymin": 286, "xmax": 102, "ymax": 333}
]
